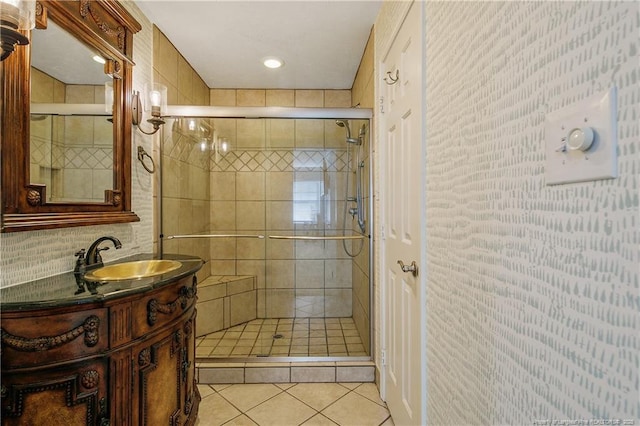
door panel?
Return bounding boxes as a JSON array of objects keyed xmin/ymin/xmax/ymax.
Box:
[{"xmin": 381, "ymin": 1, "xmax": 426, "ymax": 425}]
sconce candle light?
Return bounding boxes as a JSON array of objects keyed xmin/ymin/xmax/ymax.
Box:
[
  {"xmin": 0, "ymin": 0, "xmax": 35, "ymax": 61},
  {"xmin": 132, "ymin": 83, "xmax": 167, "ymax": 135}
]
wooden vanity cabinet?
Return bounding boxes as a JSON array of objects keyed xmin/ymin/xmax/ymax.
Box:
[{"xmin": 1, "ymin": 275, "xmax": 200, "ymax": 426}]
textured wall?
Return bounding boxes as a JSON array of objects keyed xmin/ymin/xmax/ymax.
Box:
[
  {"xmin": 0, "ymin": 1, "xmax": 155, "ymax": 287},
  {"xmin": 423, "ymin": 1, "xmax": 639, "ymax": 424}
]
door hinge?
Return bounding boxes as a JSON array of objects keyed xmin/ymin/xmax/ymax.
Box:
[
  {"xmin": 381, "ymin": 349, "xmax": 387, "ymax": 366},
  {"xmin": 379, "ymin": 96, "xmax": 385, "ymax": 114}
]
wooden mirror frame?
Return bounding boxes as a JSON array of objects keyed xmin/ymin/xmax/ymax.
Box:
[{"xmin": 1, "ymin": 0, "xmax": 141, "ymax": 232}]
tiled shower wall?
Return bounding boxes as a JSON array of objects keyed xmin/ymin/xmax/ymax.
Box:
[
  {"xmin": 377, "ymin": 0, "xmax": 638, "ymax": 422},
  {"xmin": 351, "ymin": 28, "xmax": 374, "ymax": 357},
  {"xmin": 207, "ymin": 117, "xmax": 354, "ymax": 320},
  {"xmin": 153, "ymin": 26, "xmax": 211, "ymax": 283},
  {"xmin": 205, "ymin": 89, "xmax": 371, "ymax": 352}
]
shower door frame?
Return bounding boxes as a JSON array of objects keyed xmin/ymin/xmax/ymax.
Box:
[{"xmin": 157, "ymin": 105, "xmax": 375, "ymax": 363}]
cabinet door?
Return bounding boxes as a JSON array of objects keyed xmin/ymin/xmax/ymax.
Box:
[
  {"xmin": 182, "ymin": 311, "xmax": 200, "ymax": 425},
  {"xmin": 1, "ymin": 359, "xmax": 109, "ymax": 426},
  {"xmin": 133, "ymin": 310, "xmax": 197, "ymax": 426}
]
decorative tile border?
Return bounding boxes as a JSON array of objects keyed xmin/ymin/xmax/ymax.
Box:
[{"xmin": 211, "ymin": 150, "xmax": 348, "ymax": 172}]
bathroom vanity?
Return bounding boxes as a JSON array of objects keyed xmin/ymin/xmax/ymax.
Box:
[{"xmin": 0, "ymin": 254, "xmax": 203, "ymax": 426}]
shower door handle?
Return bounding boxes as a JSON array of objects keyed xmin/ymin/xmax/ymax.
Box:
[{"xmin": 397, "ymin": 260, "xmax": 418, "ymax": 277}]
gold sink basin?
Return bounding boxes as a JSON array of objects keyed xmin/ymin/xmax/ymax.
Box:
[{"xmin": 84, "ymin": 260, "xmax": 182, "ymax": 282}]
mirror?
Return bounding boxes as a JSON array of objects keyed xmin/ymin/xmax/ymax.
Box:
[
  {"xmin": 1, "ymin": 0, "xmax": 142, "ymax": 232},
  {"xmin": 30, "ymin": 20, "xmax": 114, "ymax": 203}
]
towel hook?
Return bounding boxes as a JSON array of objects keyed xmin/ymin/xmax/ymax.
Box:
[
  {"xmin": 137, "ymin": 146, "xmax": 155, "ymax": 174},
  {"xmin": 384, "ymin": 70, "xmax": 399, "ymax": 85}
]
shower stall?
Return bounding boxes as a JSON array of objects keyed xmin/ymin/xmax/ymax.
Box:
[{"xmin": 159, "ymin": 106, "xmax": 372, "ymax": 360}]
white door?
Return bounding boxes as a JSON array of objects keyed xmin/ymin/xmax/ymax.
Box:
[{"xmin": 380, "ymin": 2, "xmax": 426, "ymax": 425}]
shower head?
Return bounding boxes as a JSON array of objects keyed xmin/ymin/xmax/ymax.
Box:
[
  {"xmin": 337, "ymin": 119, "xmax": 361, "ymax": 144},
  {"xmin": 335, "ymin": 119, "xmax": 351, "ymax": 139}
]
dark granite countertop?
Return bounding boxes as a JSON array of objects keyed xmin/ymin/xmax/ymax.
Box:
[{"xmin": 0, "ymin": 253, "xmax": 204, "ymax": 312}]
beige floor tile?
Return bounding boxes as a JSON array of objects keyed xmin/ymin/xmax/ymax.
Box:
[
  {"xmin": 287, "ymin": 383, "xmax": 349, "ymax": 411},
  {"xmin": 322, "ymin": 392, "xmax": 390, "ymax": 426},
  {"xmin": 212, "ymin": 384, "xmax": 232, "ymax": 392},
  {"xmin": 276, "ymin": 383, "xmax": 296, "ymax": 390},
  {"xmin": 196, "ymin": 393, "xmax": 241, "ymax": 426},
  {"xmin": 353, "ymin": 383, "xmax": 385, "ymax": 406},
  {"xmin": 219, "ymin": 384, "xmax": 282, "ymax": 412},
  {"xmin": 223, "ymin": 414, "xmax": 259, "ymax": 425},
  {"xmin": 197, "ymin": 384, "xmax": 215, "ymax": 399},
  {"xmin": 337, "ymin": 382, "xmax": 359, "ymax": 390},
  {"xmin": 381, "ymin": 416, "xmax": 395, "ymax": 426},
  {"xmin": 301, "ymin": 413, "xmax": 339, "ymax": 426},
  {"xmin": 246, "ymin": 392, "xmax": 316, "ymax": 426}
]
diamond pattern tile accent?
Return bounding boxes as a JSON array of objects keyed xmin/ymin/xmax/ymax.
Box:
[
  {"xmin": 210, "ymin": 150, "xmax": 348, "ymax": 172},
  {"xmin": 64, "ymin": 147, "xmax": 113, "ymax": 169}
]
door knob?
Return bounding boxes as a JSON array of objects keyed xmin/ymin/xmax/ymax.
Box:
[{"xmin": 397, "ymin": 260, "xmax": 418, "ymax": 277}]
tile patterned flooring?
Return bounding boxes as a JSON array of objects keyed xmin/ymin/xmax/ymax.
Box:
[
  {"xmin": 196, "ymin": 318, "xmax": 367, "ymax": 358},
  {"xmin": 195, "ymin": 382, "xmax": 394, "ymax": 426}
]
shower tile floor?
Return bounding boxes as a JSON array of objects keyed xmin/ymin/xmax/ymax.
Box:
[{"xmin": 196, "ymin": 318, "xmax": 367, "ymax": 358}]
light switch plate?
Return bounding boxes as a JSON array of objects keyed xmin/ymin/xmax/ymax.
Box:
[{"xmin": 545, "ymin": 87, "xmax": 617, "ymax": 185}]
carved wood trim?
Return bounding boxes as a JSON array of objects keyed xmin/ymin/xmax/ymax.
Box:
[
  {"xmin": 79, "ymin": 0, "xmax": 125, "ymax": 51},
  {"xmin": 26, "ymin": 187, "xmax": 43, "ymax": 206},
  {"xmin": 81, "ymin": 370, "xmax": 100, "ymax": 389},
  {"xmin": 147, "ymin": 283, "xmax": 197, "ymax": 326},
  {"xmin": 138, "ymin": 348, "xmax": 151, "ymax": 367},
  {"xmin": 104, "ymin": 59, "xmax": 122, "ymax": 79},
  {"xmin": 35, "ymin": 1, "xmax": 47, "ymax": 28},
  {"xmin": 110, "ymin": 303, "xmax": 132, "ymax": 347},
  {"xmin": 1, "ymin": 315, "xmax": 100, "ymax": 351},
  {"xmin": 109, "ymin": 353, "xmax": 130, "ymax": 425},
  {"xmin": 2, "ymin": 376, "xmax": 99, "ymax": 422}
]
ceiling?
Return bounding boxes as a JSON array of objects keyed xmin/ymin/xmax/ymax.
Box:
[{"xmin": 134, "ymin": 1, "xmax": 382, "ymax": 90}]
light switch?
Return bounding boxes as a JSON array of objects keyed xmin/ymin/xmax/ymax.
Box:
[{"xmin": 545, "ymin": 87, "xmax": 617, "ymax": 185}]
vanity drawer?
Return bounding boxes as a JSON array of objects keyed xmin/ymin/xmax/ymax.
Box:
[
  {"xmin": 131, "ymin": 275, "xmax": 197, "ymax": 339},
  {"xmin": 1, "ymin": 308, "xmax": 109, "ymax": 369}
]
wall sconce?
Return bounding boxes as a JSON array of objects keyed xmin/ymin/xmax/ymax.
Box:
[
  {"xmin": 132, "ymin": 83, "xmax": 167, "ymax": 135},
  {"xmin": 0, "ymin": 0, "xmax": 35, "ymax": 61}
]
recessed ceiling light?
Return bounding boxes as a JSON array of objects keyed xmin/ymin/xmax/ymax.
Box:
[
  {"xmin": 93, "ymin": 55, "xmax": 106, "ymax": 64},
  {"xmin": 263, "ymin": 57, "xmax": 284, "ymax": 69}
]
